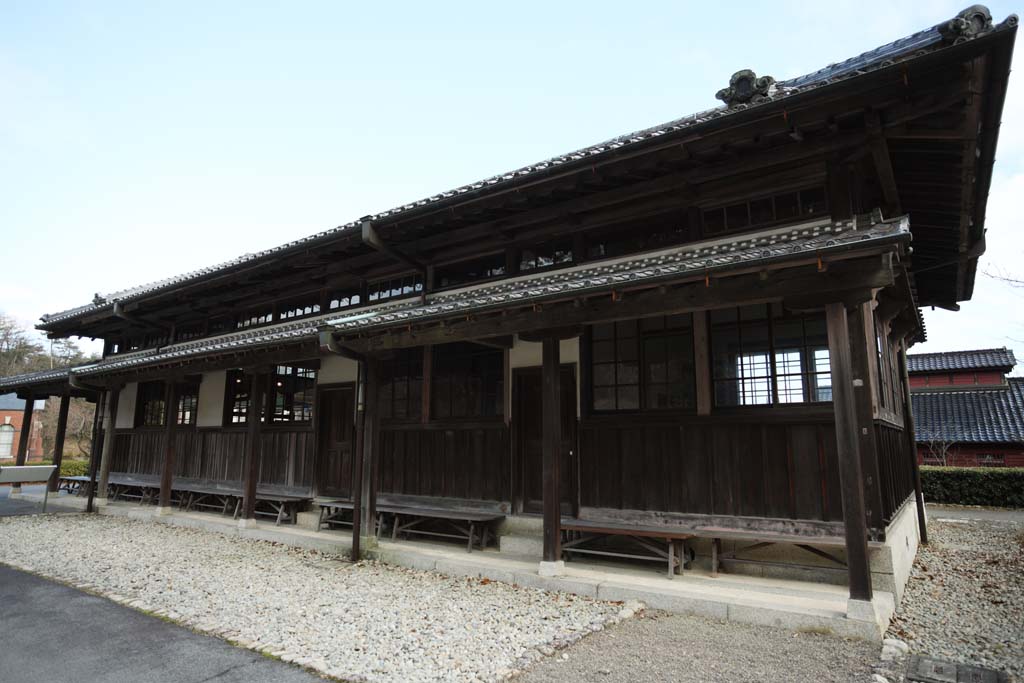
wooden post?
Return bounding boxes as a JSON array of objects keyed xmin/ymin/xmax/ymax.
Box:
[
  {"xmin": 693, "ymin": 311, "xmax": 712, "ymax": 416},
  {"xmin": 421, "ymin": 345, "xmax": 432, "ymax": 425},
  {"xmin": 86, "ymin": 391, "xmax": 104, "ymax": 513},
  {"xmin": 541, "ymin": 335, "xmax": 562, "ymax": 565},
  {"xmin": 158, "ymin": 381, "xmax": 178, "ymax": 510},
  {"xmin": 10, "ymin": 395, "xmax": 35, "ymax": 491},
  {"xmin": 48, "ymin": 390, "xmax": 72, "ymax": 493},
  {"xmin": 898, "ymin": 343, "xmax": 928, "ymax": 545},
  {"xmin": 240, "ymin": 372, "xmax": 265, "ymax": 522},
  {"xmin": 13, "ymin": 395, "xmax": 35, "ymax": 467},
  {"xmin": 825, "ymin": 302, "xmax": 873, "ymax": 603},
  {"xmin": 847, "ymin": 304, "xmax": 884, "ymax": 531},
  {"xmin": 350, "ymin": 361, "xmax": 365, "ymax": 561},
  {"xmin": 96, "ymin": 387, "xmax": 121, "ymax": 500},
  {"xmin": 359, "ymin": 358, "xmax": 380, "ymax": 540}
]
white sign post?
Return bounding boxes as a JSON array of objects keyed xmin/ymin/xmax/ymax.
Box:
[{"xmin": 0, "ymin": 466, "xmax": 59, "ymax": 513}]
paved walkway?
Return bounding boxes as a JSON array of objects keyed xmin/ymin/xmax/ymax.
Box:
[
  {"xmin": 0, "ymin": 565, "xmax": 322, "ymax": 683},
  {"xmin": 0, "ymin": 484, "xmax": 53, "ymax": 516},
  {"xmin": 926, "ymin": 503, "xmax": 1024, "ymax": 523}
]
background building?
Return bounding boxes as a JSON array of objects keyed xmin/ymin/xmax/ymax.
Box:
[
  {"xmin": 0, "ymin": 394, "xmax": 46, "ymax": 462},
  {"xmin": 908, "ymin": 348, "xmax": 1024, "ymax": 467}
]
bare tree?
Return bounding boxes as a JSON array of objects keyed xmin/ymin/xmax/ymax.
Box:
[
  {"xmin": 925, "ymin": 438, "xmax": 957, "ymax": 466},
  {"xmin": 0, "ymin": 313, "xmax": 45, "ymax": 378}
]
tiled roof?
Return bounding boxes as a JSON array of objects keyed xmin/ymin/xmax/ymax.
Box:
[
  {"xmin": 913, "ymin": 378, "xmax": 1024, "ymax": 444},
  {"xmin": 37, "ymin": 6, "xmax": 1016, "ymax": 329},
  {"xmin": 907, "ymin": 348, "xmax": 1016, "ymax": 373},
  {"xmin": 0, "ymin": 368, "xmax": 73, "ymax": 393},
  {"xmin": 6, "ymin": 215, "xmax": 909, "ymax": 384}
]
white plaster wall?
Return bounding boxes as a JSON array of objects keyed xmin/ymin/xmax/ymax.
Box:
[
  {"xmin": 197, "ymin": 370, "xmax": 227, "ymax": 428},
  {"xmin": 883, "ymin": 498, "xmax": 922, "ymax": 605},
  {"xmin": 508, "ymin": 336, "xmax": 581, "ymax": 417},
  {"xmin": 115, "ymin": 383, "xmax": 138, "ymax": 429},
  {"xmin": 319, "ymin": 355, "xmax": 359, "ymax": 385}
]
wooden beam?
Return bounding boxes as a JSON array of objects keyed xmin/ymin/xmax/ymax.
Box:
[
  {"xmin": 10, "ymin": 396, "xmax": 36, "ymax": 490},
  {"xmin": 85, "ymin": 390, "xmax": 105, "ymax": 513},
  {"xmin": 350, "ymin": 361, "xmax": 365, "ymax": 561},
  {"xmin": 825, "ymin": 302, "xmax": 873, "ymax": 602},
  {"xmin": 339, "ymin": 255, "xmax": 896, "ymax": 353},
  {"xmin": 158, "ymin": 381, "xmax": 178, "ymax": 509},
  {"xmin": 467, "ymin": 335, "xmax": 515, "ymax": 350},
  {"xmin": 362, "ymin": 220, "xmax": 426, "ymax": 272},
  {"xmin": 541, "ymin": 335, "xmax": 562, "ymax": 563},
  {"xmin": 48, "ymin": 390, "xmax": 71, "ymax": 493},
  {"xmin": 240, "ymin": 372, "xmax": 265, "ymax": 521},
  {"xmin": 866, "ymin": 112, "xmax": 901, "ymax": 216},
  {"xmin": 421, "ymin": 345, "xmax": 432, "ymax": 425}
]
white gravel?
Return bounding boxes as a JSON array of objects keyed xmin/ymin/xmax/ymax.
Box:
[
  {"xmin": 886, "ymin": 517, "xmax": 1024, "ymax": 680},
  {"xmin": 0, "ymin": 514, "xmax": 626, "ymax": 683}
]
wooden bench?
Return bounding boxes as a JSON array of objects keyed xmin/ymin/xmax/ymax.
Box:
[
  {"xmin": 232, "ymin": 488, "xmax": 310, "ymax": 526},
  {"xmin": 58, "ymin": 475, "xmax": 91, "ymax": 496},
  {"xmin": 561, "ymin": 518, "xmax": 695, "ymax": 578},
  {"xmin": 316, "ymin": 499, "xmax": 355, "ymax": 532},
  {"xmin": 380, "ymin": 506, "xmax": 504, "ymax": 552}
]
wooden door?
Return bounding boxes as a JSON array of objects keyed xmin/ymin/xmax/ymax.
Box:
[
  {"xmin": 315, "ymin": 385, "xmax": 355, "ymax": 498},
  {"xmin": 514, "ymin": 365, "xmax": 577, "ymax": 514}
]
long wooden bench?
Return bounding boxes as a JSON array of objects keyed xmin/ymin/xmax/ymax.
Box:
[
  {"xmin": 384, "ymin": 505, "xmax": 504, "ymax": 553},
  {"xmin": 561, "ymin": 517, "xmax": 882, "ymax": 579},
  {"xmin": 561, "ymin": 518, "xmax": 694, "ymax": 578},
  {"xmin": 316, "ymin": 499, "xmax": 504, "ymax": 552}
]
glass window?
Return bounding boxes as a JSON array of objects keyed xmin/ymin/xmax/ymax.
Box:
[
  {"xmin": 432, "ymin": 343, "xmax": 504, "ymax": 419},
  {"xmin": 520, "ymin": 241, "xmax": 573, "ymax": 272},
  {"xmin": 0, "ymin": 424, "xmax": 14, "ymax": 459},
  {"xmin": 379, "ymin": 349, "xmax": 424, "ymax": 420},
  {"xmin": 436, "ymin": 253, "xmax": 506, "ymax": 289},
  {"xmin": 136, "ymin": 381, "xmax": 167, "ymax": 427},
  {"xmin": 590, "ymin": 315, "xmax": 694, "ymax": 412},
  {"xmin": 176, "ymin": 387, "xmax": 199, "ymax": 426},
  {"xmin": 269, "ymin": 365, "xmax": 317, "ymax": 423},
  {"xmin": 224, "ymin": 370, "xmax": 253, "ymax": 425},
  {"xmin": 368, "ymin": 274, "xmax": 422, "ymax": 302},
  {"xmin": 711, "ymin": 305, "xmax": 831, "ymax": 406}
]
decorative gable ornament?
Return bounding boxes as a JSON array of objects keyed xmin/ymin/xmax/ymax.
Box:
[
  {"xmin": 715, "ymin": 70, "xmax": 775, "ymax": 108},
  {"xmin": 939, "ymin": 5, "xmax": 994, "ymax": 43}
]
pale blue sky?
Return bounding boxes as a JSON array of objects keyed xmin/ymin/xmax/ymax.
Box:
[{"xmin": 1, "ymin": 1, "xmax": 1022, "ymax": 368}]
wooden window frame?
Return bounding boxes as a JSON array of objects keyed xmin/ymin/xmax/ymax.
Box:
[{"xmin": 135, "ymin": 380, "xmax": 167, "ymax": 428}]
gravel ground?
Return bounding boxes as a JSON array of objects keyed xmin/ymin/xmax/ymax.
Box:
[
  {"xmin": 0, "ymin": 514, "xmax": 623, "ymax": 683},
  {"xmin": 516, "ymin": 609, "xmax": 879, "ymax": 683},
  {"xmin": 887, "ymin": 517, "xmax": 1024, "ymax": 680}
]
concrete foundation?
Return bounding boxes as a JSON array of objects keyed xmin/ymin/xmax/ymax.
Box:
[{"xmin": 538, "ymin": 560, "xmax": 565, "ymax": 577}]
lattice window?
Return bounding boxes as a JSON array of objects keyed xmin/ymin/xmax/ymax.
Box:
[
  {"xmin": 136, "ymin": 381, "xmax": 167, "ymax": 427},
  {"xmin": 269, "ymin": 365, "xmax": 317, "ymax": 423}
]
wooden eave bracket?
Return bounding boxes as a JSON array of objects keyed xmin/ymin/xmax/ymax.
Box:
[{"xmin": 361, "ymin": 220, "xmax": 427, "ymax": 276}]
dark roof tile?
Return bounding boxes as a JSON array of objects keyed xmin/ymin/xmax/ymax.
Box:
[
  {"xmin": 907, "ymin": 348, "xmax": 1016, "ymax": 373},
  {"xmin": 912, "ymin": 378, "xmax": 1024, "ymax": 444}
]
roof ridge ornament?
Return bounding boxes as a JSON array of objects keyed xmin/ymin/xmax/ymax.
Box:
[
  {"xmin": 716, "ymin": 70, "xmax": 776, "ymax": 108},
  {"xmin": 939, "ymin": 5, "xmax": 994, "ymax": 43}
]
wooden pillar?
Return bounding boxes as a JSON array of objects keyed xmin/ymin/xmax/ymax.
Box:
[
  {"xmin": 48, "ymin": 390, "xmax": 72, "ymax": 493},
  {"xmin": 96, "ymin": 387, "xmax": 121, "ymax": 500},
  {"xmin": 13, "ymin": 395, "xmax": 35, "ymax": 467},
  {"xmin": 358, "ymin": 358, "xmax": 380, "ymax": 540},
  {"xmin": 898, "ymin": 343, "xmax": 928, "ymax": 545},
  {"xmin": 847, "ymin": 304, "xmax": 884, "ymax": 531},
  {"xmin": 541, "ymin": 335, "xmax": 562, "ymax": 564},
  {"xmin": 693, "ymin": 311, "xmax": 712, "ymax": 416},
  {"xmin": 825, "ymin": 303, "xmax": 873, "ymax": 603},
  {"xmin": 350, "ymin": 361, "xmax": 366, "ymax": 561},
  {"xmin": 240, "ymin": 372, "xmax": 265, "ymax": 522},
  {"xmin": 85, "ymin": 391, "xmax": 104, "ymax": 513},
  {"xmin": 158, "ymin": 381, "xmax": 178, "ymax": 510}
]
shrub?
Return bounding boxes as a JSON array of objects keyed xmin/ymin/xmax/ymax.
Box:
[
  {"xmin": 59, "ymin": 459, "xmax": 90, "ymax": 477},
  {"xmin": 920, "ymin": 466, "xmax": 1024, "ymax": 508}
]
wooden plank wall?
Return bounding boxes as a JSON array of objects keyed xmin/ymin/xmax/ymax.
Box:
[
  {"xmin": 111, "ymin": 428, "xmax": 315, "ymax": 489},
  {"xmin": 378, "ymin": 423, "xmax": 510, "ymax": 502},
  {"xmin": 578, "ymin": 415, "xmax": 846, "ymax": 525}
]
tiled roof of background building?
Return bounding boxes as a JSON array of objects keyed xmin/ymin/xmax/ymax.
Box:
[
  {"xmin": 907, "ymin": 348, "xmax": 1017, "ymax": 373},
  {"xmin": 912, "ymin": 378, "xmax": 1024, "ymax": 444}
]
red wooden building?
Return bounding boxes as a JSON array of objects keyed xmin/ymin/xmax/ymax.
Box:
[
  {"xmin": 0, "ymin": 5, "xmax": 1017, "ymax": 631},
  {"xmin": 909, "ymin": 348, "xmax": 1024, "ymax": 467}
]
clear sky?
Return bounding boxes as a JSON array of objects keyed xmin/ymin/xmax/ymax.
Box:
[{"xmin": 2, "ymin": 1, "xmax": 1021, "ymax": 370}]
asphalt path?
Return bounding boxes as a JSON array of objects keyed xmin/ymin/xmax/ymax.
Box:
[{"xmin": 0, "ymin": 564, "xmax": 324, "ymax": 683}]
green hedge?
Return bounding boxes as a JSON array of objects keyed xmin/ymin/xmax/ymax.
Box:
[
  {"xmin": 59, "ymin": 460, "xmax": 90, "ymax": 477},
  {"xmin": 920, "ymin": 466, "xmax": 1024, "ymax": 508}
]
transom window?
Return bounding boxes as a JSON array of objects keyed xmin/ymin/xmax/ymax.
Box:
[
  {"xmin": 710, "ymin": 304, "xmax": 831, "ymax": 406},
  {"xmin": 702, "ymin": 186, "xmax": 828, "ymax": 237},
  {"xmin": 590, "ymin": 315, "xmax": 695, "ymax": 412},
  {"xmin": 135, "ymin": 381, "xmax": 167, "ymax": 427},
  {"xmin": 224, "ymin": 370, "xmax": 254, "ymax": 424},
  {"xmin": 520, "ymin": 241, "xmax": 573, "ymax": 272},
  {"xmin": 368, "ymin": 274, "xmax": 423, "ymax": 302}
]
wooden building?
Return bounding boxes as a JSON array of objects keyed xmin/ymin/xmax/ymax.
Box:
[
  {"xmin": 0, "ymin": 5, "xmax": 1017, "ymax": 617},
  {"xmin": 909, "ymin": 348, "xmax": 1024, "ymax": 467}
]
